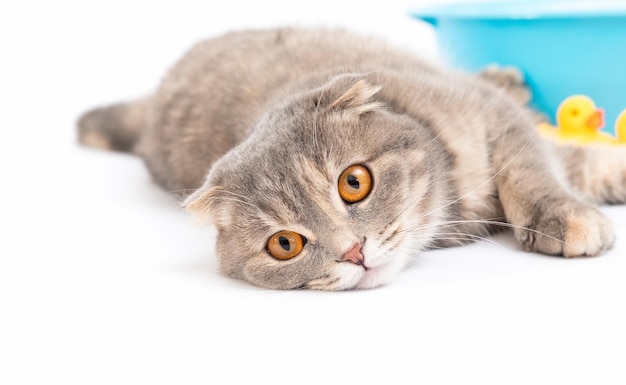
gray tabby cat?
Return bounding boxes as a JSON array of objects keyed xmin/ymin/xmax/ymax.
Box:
[{"xmin": 78, "ymin": 28, "xmax": 626, "ymax": 290}]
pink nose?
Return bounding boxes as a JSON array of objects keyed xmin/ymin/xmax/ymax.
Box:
[{"xmin": 342, "ymin": 243, "xmax": 365, "ymax": 266}]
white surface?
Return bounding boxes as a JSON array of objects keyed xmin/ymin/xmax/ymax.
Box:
[{"xmin": 1, "ymin": 1, "xmax": 625, "ymax": 384}]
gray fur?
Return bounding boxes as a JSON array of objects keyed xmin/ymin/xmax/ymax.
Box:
[{"xmin": 78, "ymin": 28, "xmax": 626, "ymax": 290}]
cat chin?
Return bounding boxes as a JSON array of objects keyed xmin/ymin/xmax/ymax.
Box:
[
  {"xmin": 322, "ymin": 252, "xmax": 410, "ymax": 290},
  {"xmin": 354, "ymin": 254, "xmax": 409, "ymax": 290}
]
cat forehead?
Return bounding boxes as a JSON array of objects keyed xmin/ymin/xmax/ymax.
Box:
[{"xmin": 230, "ymin": 154, "xmax": 338, "ymax": 213}]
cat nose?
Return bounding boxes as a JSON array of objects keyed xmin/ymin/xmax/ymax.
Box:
[{"xmin": 342, "ymin": 243, "xmax": 365, "ymax": 267}]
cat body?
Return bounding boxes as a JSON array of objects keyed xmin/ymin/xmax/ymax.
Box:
[{"xmin": 78, "ymin": 28, "xmax": 626, "ymax": 290}]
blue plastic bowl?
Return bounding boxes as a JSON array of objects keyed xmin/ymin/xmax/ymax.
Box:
[{"xmin": 411, "ymin": 0, "xmax": 626, "ymax": 134}]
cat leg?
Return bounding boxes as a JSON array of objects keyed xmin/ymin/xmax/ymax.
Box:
[
  {"xmin": 491, "ymin": 122, "xmax": 615, "ymax": 257},
  {"xmin": 555, "ymin": 143, "xmax": 626, "ymax": 205}
]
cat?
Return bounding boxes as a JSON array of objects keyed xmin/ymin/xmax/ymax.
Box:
[{"xmin": 78, "ymin": 28, "xmax": 626, "ymax": 290}]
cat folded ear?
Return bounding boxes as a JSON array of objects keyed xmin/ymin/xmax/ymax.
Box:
[
  {"xmin": 329, "ymin": 79, "xmax": 383, "ymax": 115},
  {"xmin": 183, "ymin": 185, "xmax": 229, "ymax": 226}
]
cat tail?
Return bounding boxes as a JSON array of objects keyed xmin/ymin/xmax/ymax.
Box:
[
  {"xmin": 555, "ymin": 142, "xmax": 626, "ymax": 205},
  {"xmin": 77, "ymin": 97, "xmax": 149, "ymax": 153}
]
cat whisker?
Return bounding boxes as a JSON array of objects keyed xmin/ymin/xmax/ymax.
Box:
[
  {"xmin": 169, "ymin": 188, "xmax": 196, "ymax": 194},
  {"xmin": 208, "ymin": 196, "xmax": 258, "ymax": 211},
  {"xmin": 166, "ymin": 188, "xmax": 198, "ymax": 196},
  {"xmin": 312, "ymin": 79, "xmax": 330, "ymax": 151},
  {"xmin": 215, "ymin": 189, "xmax": 255, "ymax": 204},
  {"xmin": 403, "ymin": 218, "xmax": 566, "ymax": 245},
  {"xmin": 393, "ymin": 233, "xmax": 511, "ymax": 253},
  {"xmin": 402, "ymin": 217, "xmax": 504, "ymax": 232},
  {"xmin": 431, "ymin": 235, "xmax": 512, "ymax": 252}
]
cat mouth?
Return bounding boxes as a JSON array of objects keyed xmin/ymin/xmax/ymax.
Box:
[{"xmin": 357, "ymin": 261, "xmax": 371, "ymax": 271}]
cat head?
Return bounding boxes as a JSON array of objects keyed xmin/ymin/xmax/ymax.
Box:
[{"xmin": 185, "ymin": 73, "xmax": 451, "ymax": 290}]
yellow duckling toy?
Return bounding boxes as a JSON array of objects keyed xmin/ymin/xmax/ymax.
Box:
[
  {"xmin": 616, "ymin": 109, "xmax": 626, "ymax": 144},
  {"xmin": 538, "ymin": 95, "xmax": 622, "ymax": 145}
]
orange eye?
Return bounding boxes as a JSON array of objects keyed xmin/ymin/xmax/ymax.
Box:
[
  {"xmin": 338, "ymin": 165, "xmax": 372, "ymax": 203},
  {"xmin": 267, "ymin": 231, "xmax": 306, "ymax": 260}
]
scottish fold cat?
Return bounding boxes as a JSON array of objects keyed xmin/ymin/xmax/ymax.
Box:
[{"xmin": 78, "ymin": 29, "xmax": 626, "ymax": 290}]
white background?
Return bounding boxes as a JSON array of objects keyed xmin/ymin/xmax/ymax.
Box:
[{"xmin": 1, "ymin": 1, "xmax": 625, "ymax": 384}]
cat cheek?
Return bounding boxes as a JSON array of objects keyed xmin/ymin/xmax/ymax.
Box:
[{"xmin": 240, "ymin": 254, "xmax": 312, "ymax": 290}]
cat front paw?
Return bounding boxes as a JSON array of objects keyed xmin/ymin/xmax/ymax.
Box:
[{"xmin": 515, "ymin": 204, "xmax": 615, "ymax": 257}]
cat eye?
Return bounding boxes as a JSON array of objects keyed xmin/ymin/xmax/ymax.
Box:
[
  {"xmin": 338, "ymin": 165, "xmax": 372, "ymax": 203},
  {"xmin": 267, "ymin": 231, "xmax": 306, "ymax": 260}
]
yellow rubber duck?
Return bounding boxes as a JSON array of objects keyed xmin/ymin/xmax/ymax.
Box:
[
  {"xmin": 616, "ymin": 109, "xmax": 626, "ymax": 144},
  {"xmin": 537, "ymin": 95, "xmax": 620, "ymax": 145}
]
